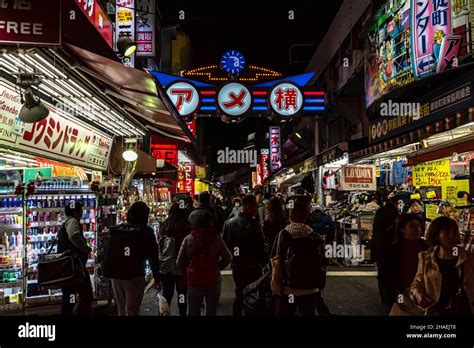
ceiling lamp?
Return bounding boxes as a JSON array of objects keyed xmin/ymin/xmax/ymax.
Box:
[
  {"xmin": 122, "ymin": 138, "xmax": 138, "ymax": 162},
  {"xmin": 16, "ymin": 73, "xmax": 50, "ymax": 123},
  {"xmin": 117, "ymin": 37, "xmax": 137, "ymax": 57}
]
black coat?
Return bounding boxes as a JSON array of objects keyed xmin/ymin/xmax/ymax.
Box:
[{"xmin": 371, "ymin": 204, "xmax": 399, "ymax": 263}]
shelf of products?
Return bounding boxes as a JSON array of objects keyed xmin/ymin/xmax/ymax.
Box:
[
  {"xmin": 0, "ymin": 194, "xmax": 24, "ymax": 308},
  {"xmin": 25, "ymin": 192, "xmax": 98, "ymax": 303}
]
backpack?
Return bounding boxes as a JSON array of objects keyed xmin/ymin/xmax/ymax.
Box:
[
  {"xmin": 186, "ymin": 236, "xmax": 220, "ymax": 288},
  {"xmin": 158, "ymin": 235, "xmax": 177, "ymax": 275},
  {"xmin": 101, "ymin": 223, "xmax": 143, "ymax": 280},
  {"xmin": 282, "ymin": 230, "xmax": 326, "ymax": 290},
  {"xmin": 243, "ymin": 267, "xmax": 274, "ymax": 316}
]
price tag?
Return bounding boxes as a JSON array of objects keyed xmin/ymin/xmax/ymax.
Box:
[
  {"xmin": 426, "ymin": 191, "xmax": 437, "ymax": 199},
  {"xmin": 410, "ymin": 193, "xmax": 421, "ymax": 200}
]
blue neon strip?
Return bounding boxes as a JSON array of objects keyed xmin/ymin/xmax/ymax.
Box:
[
  {"xmin": 305, "ymin": 99, "xmax": 325, "ymax": 103},
  {"xmin": 303, "ymin": 106, "xmax": 325, "ymax": 111},
  {"xmin": 252, "ymin": 106, "xmax": 268, "ymax": 111},
  {"xmin": 201, "ymin": 99, "xmax": 215, "ymax": 103},
  {"xmin": 200, "ymin": 106, "xmax": 217, "ymax": 111},
  {"xmin": 254, "ymin": 99, "xmax": 266, "ymax": 103}
]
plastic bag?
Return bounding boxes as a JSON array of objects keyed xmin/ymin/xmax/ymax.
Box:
[{"xmin": 157, "ymin": 292, "xmax": 170, "ymax": 316}]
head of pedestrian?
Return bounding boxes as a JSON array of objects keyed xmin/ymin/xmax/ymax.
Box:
[
  {"xmin": 65, "ymin": 200, "xmax": 83, "ymax": 221},
  {"xmin": 408, "ymin": 199, "xmax": 423, "ymax": 214},
  {"xmin": 254, "ymin": 190, "xmax": 263, "ymax": 203},
  {"xmin": 396, "ymin": 214, "xmax": 423, "ymax": 241},
  {"xmin": 388, "ymin": 194, "xmax": 400, "ymax": 207},
  {"xmin": 426, "ymin": 216, "xmax": 460, "ymax": 251},
  {"xmin": 127, "ymin": 201, "xmax": 150, "ymax": 228},
  {"xmin": 198, "ymin": 191, "xmax": 211, "ymax": 207},
  {"xmin": 242, "ymin": 194, "xmax": 258, "ymax": 217},
  {"xmin": 289, "ymin": 199, "xmax": 309, "ymax": 224}
]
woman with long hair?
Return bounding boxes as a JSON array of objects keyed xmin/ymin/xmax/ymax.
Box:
[
  {"xmin": 411, "ymin": 217, "xmax": 474, "ymax": 315},
  {"xmin": 263, "ymin": 196, "xmax": 287, "ymax": 259},
  {"xmin": 158, "ymin": 203, "xmax": 190, "ymax": 316}
]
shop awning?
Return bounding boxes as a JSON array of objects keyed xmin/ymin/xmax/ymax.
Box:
[
  {"xmin": 406, "ymin": 133, "xmax": 474, "ymax": 166},
  {"xmin": 280, "ymin": 172, "xmax": 309, "ymax": 189},
  {"xmin": 63, "ymin": 43, "xmax": 195, "ymax": 144}
]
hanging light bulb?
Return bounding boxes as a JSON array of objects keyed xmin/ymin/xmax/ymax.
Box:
[{"xmin": 122, "ymin": 138, "xmax": 138, "ymax": 162}]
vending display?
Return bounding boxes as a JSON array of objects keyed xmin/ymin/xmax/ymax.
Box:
[
  {"xmin": 25, "ymin": 191, "xmax": 98, "ymax": 305},
  {"xmin": 0, "ymin": 192, "xmax": 23, "ymax": 311}
]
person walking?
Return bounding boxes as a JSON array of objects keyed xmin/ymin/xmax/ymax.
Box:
[
  {"xmin": 177, "ymin": 211, "xmax": 231, "ymax": 316},
  {"xmin": 158, "ymin": 203, "xmax": 190, "ymax": 316},
  {"xmin": 411, "ymin": 217, "xmax": 474, "ymax": 315},
  {"xmin": 379, "ymin": 214, "xmax": 428, "ymax": 313},
  {"xmin": 371, "ymin": 194, "xmax": 400, "ymax": 305},
  {"xmin": 58, "ymin": 201, "xmax": 93, "ymax": 316},
  {"xmin": 223, "ymin": 194, "xmax": 267, "ymax": 316},
  {"xmin": 271, "ymin": 199, "xmax": 327, "ymax": 316},
  {"xmin": 262, "ymin": 196, "xmax": 287, "ymax": 259},
  {"xmin": 188, "ymin": 192, "xmax": 217, "ymax": 229},
  {"xmin": 309, "ymin": 208, "xmax": 336, "ymax": 244},
  {"xmin": 104, "ymin": 201, "xmax": 161, "ymax": 316}
]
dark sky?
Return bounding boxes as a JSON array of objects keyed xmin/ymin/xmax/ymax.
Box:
[{"xmin": 158, "ymin": 1, "xmax": 343, "ymax": 175}]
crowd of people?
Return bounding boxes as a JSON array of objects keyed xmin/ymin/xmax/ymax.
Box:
[{"xmin": 55, "ymin": 190, "xmax": 473, "ymax": 317}]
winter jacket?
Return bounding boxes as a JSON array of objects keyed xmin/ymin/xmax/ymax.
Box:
[
  {"xmin": 176, "ymin": 227, "xmax": 232, "ymax": 282},
  {"xmin": 262, "ymin": 219, "xmax": 286, "ymax": 258},
  {"xmin": 309, "ymin": 212, "xmax": 335, "ymax": 242},
  {"xmin": 410, "ymin": 246, "xmax": 474, "ymax": 315},
  {"xmin": 188, "ymin": 205, "xmax": 216, "ymax": 228},
  {"xmin": 222, "ymin": 212, "xmax": 266, "ymax": 270}
]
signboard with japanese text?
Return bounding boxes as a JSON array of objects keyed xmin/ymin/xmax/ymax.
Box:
[
  {"xmin": 341, "ymin": 165, "xmax": 377, "ymax": 191},
  {"xmin": 218, "ymin": 83, "xmax": 252, "ymax": 117},
  {"xmin": 166, "ymin": 82, "xmax": 200, "ymax": 117},
  {"xmin": 150, "ymin": 144, "xmax": 178, "ymax": 167},
  {"xmin": 136, "ymin": 0, "xmax": 155, "ymax": 56},
  {"xmin": 369, "ymin": 80, "xmax": 472, "ymax": 143},
  {"xmin": 0, "ymin": 0, "xmax": 61, "ymax": 46},
  {"xmin": 116, "ymin": 0, "xmax": 135, "ymax": 67},
  {"xmin": 186, "ymin": 120, "xmax": 197, "ymax": 137},
  {"xmin": 0, "ymin": 81, "xmax": 113, "ymax": 171},
  {"xmin": 442, "ymin": 179, "xmax": 470, "ymax": 205},
  {"xmin": 412, "ymin": 159, "xmax": 451, "ymax": 187},
  {"xmin": 75, "ymin": 0, "xmax": 113, "ymax": 48},
  {"xmin": 425, "ymin": 203, "xmax": 442, "ymax": 220},
  {"xmin": 269, "ymin": 82, "xmax": 303, "ymax": 117},
  {"xmin": 177, "ymin": 162, "xmax": 195, "ymax": 198},
  {"xmin": 259, "ymin": 149, "xmax": 270, "ymax": 183},
  {"xmin": 269, "ymin": 127, "xmax": 281, "ymax": 172},
  {"xmin": 365, "ymin": 0, "xmax": 472, "ymax": 107}
]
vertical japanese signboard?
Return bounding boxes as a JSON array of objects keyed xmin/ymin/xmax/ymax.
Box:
[
  {"xmin": 136, "ymin": 0, "xmax": 155, "ymax": 57},
  {"xmin": 0, "ymin": 81, "xmax": 112, "ymax": 171},
  {"xmin": 259, "ymin": 149, "xmax": 270, "ymax": 183},
  {"xmin": 75, "ymin": 0, "xmax": 113, "ymax": 48},
  {"xmin": 178, "ymin": 162, "xmax": 195, "ymax": 198},
  {"xmin": 116, "ymin": 0, "xmax": 135, "ymax": 67},
  {"xmin": 269, "ymin": 127, "xmax": 281, "ymax": 172}
]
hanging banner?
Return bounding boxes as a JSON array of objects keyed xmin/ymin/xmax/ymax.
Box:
[
  {"xmin": 341, "ymin": 165, "xmax": 377, "ymax": 191},
  {"xmin": 136, "ymin": 0, "xmax": 155, "ymax": 56},
  {"xmin": 259, "ymin": 149, "xmax": 270, "ymax": 183},
  {"xmin": 0, "ymin": 81, "xmax": 112, "ymax": 171},
  {"xmin": 116, "ymin": 0, "xmax": 135, "ymax": 67},
  {"xmin": 269, "ymin": 126, "xmax": 281, "ymax": 172},
  {"xmin": 412, "ymin": 159, "xmax": 451, "ymax": 187}
]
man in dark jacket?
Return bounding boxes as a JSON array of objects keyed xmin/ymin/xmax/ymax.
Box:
[
  {"xmin": 106, "ymin": 202, "xmax": 160, "ymax": 316},
  {"xmin": 223, "ymin": 194, "xmax": 266, "ymax": 316},
  {"xmin": 189, "ymin": 192, "xmax": 216, "ymax": 228},
  {"xmin": 371, "ymin": 194, "xmax": 400, "ymax": 305}
]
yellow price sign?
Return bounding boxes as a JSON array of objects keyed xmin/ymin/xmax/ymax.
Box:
[
  {"xmin": 412, "ymin": 159, "xmax": 450, "ymax": 187},
  {"xmin": 425, "ymin": 204, "xmax": 442, "ymax": 221},
  {"xmin": 410, "ymin": 193, "xmax": 421, "ymax": 200},
  {"xmin": 426, "ymin": 191, "xmax": 437, "ymax": 199}
]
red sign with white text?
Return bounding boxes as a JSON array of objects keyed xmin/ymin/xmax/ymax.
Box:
[
  {"xmin": 178, "ymin": 162, "xmax": 195, "ymax": 198},
  {"xmin": 260, "ymin": 149, "xmax": 270, "ymax": 183},
  {"xmin": 150, "ymin": 144, "xmax": 178, "ymax": 167},
  {"xmin": 0, "ymin": 0, "xmax": 61, "ymax": 45},
  {"xmin": 75, "ymin": 0, "xmax": 113, "ymax": 48}
]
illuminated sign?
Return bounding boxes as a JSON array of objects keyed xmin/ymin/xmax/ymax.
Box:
[
  {"xmin": 136, "ymin": 0, "xmax": 155, "ymax": 56},
  {"xmin": 75, "ymin": 0, "xmax": 113, "ymax": 48},
  {"xmin": 259, "ymin": 149, "xmax": 270, "ymax": 183},
  {"xmin": 178, "ymin": 162, "xmax": 195, "ymax": 198},
  {"xmin": 217, "ymin": 83, "xmax": 252, "ymax": 117},
  {"xmin": 269, "ymin": 82, "xmax": 303, "ymax": 117},
  {"xmin": 116, "ymin": 0, "xmax": 135, "ymax": 67},
  {"xmin": 166, "ymin": 82, "xmax": 200, "ymax": 116},
  {"xmin": 220, "ymin": 50, "xmax": 246, "ymax": 75},
  {"xmin": 150, "ymin": 144, "xmax": 178, "ymax": 166},
  {"xmin": 269, "ymin": 127, "xmax": 282, "ymax": 172}
]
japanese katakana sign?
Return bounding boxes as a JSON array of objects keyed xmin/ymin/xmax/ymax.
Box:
[
  {"xmin": 166, "ymin": 82, "xmax": 200, "ymax": 116},
  {"xmin": 269, "ymin": 126, "xmax": 281, "ymax": 172},
  {"xmin": 258, "ymin": 149, "xmax": 270, "ymax": 183},
  {"xmin": 116, "ymin": 0, "xmax": 135, "ymax": 67},
  {"xmin": 217, "ymin": 83, "xmax": 252, "ymax": 117},
  {"xmin": 178, "ymin": 161, "xmax": 195, "ymax": 198},
  {"xmin": 269, "ymin": 82, "xmax": 303, "ymax": 116},
  {"xmin": 0, "ymin": 81, "xmax": 113, "ymax": 171}
]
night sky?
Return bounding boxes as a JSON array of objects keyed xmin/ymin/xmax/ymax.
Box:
[{"xmin": 158, "ymin": 1, "xmax": 343, "ymax": 175}]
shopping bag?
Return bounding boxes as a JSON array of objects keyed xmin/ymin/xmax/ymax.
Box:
[{"xmin": 157, "ymin": 292, "xmax": 171, "ymax": 316}]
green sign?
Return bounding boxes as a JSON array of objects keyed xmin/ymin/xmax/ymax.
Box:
[{"xmin": 24, "ymin": 168, "xmax": 52, "ymax": 184}]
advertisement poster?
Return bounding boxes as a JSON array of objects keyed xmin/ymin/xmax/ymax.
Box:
[
  {"xmin": 365, "ymin": 0, "xmax": 413, "ymax": 107},
  {"xmin": 365, "ymin": 0, "xmax": 472, "ymax": 107},
  {"xmin": 442, "ymin": 179, "xmax": 470, "ymax": 205},
  {"xmin": 425, "ymin": 203, "xmax": 442, "ymax": 220},
  {"xmin": 341, "ymin": 165, "xmax": 377, "ymax": 191},
  {"xmin": 412, "ymin": 159, "xmax": 451, "ymax": 187}
]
